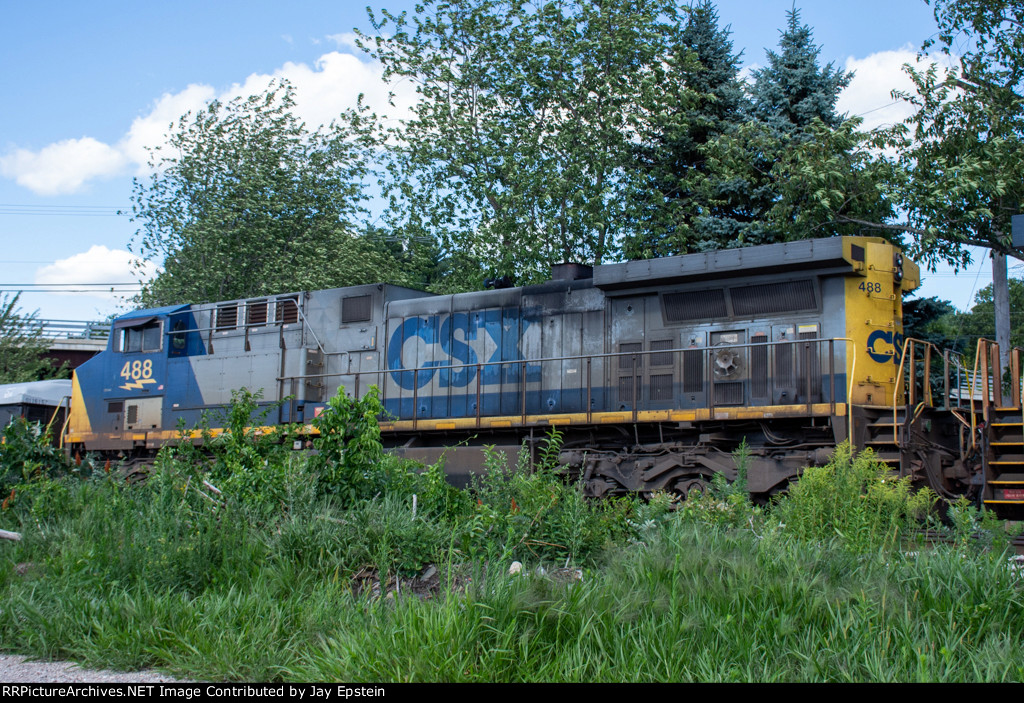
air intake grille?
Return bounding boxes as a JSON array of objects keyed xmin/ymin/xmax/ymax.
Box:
[
  {"xmin": 246, "ymin": 300, "xmax": 268, "ymax": 326},
  {"xmin": 683, "ymin": 350, "xmax": 703, "ymax": 394},
  {"xmin": 751, "ymin": 334, "xmax": 769, "ymax": 398},
  {"xmin": 342, "ymin": 295, "xmax": 373, "ymax": 324},
  {"xmin": 730, "ymin": 280, "xmax": 816, "ymax": 316},
  {"xmin": 650, "ymin": 374, "xmax": 674, "ymax": 402},
  {"xmin": 663, "ymin": 290, "xmax": 727, "ymax": 323},
  {"xmin": 649, "ymin": 340, "xmax": 674, "ymax": 367},
  {"xmin": 619, "ymin": 343, "xmax": 642, "ymax": 370},
  {"xmin": 276, "ymin": 297, "xmax": 299, "ymax": 324},
  {"xmin": 714, "ymin": 382, "xmax": 744, "ymax": 406},
  {"xmin": 216, "ymin": 305, "xmax": 238, "ymax": 330}
]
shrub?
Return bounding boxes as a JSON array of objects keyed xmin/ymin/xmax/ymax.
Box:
[
  {"xmin": 309, "ymin": 387, "xmax": 419, "ymax": 506},
  {"xmin": 772, "ymin": 442, "xmax": 937, "ymax": 552},
  {"xmin": 0, "ymin": 418, "xmax": 69, "ymax": 494}
]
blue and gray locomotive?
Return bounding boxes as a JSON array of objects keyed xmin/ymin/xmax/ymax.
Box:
[{"xmin": 67, "ymin": 236, "xmax": 1001, "ymax": 504}]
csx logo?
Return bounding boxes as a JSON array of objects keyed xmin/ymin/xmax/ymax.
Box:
[
  {"xmin": 866, "ymin": 329, "xmax": 905, "ymax": 365},
  {"xmin": 387, "ymin": 313, "xmax": 536, "ymax": 390}
]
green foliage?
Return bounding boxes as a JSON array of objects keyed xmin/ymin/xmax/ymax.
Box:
[
  {"xmin": 0, "ymin": 418, "xmax": 69, "ymax": 496},
  {"xmin": 880, "ymin": 0, "xmax": 1024, "ymax": 271},
  {"xmin": 0, "ymin": 293, "xmax": 60, "ymax": 383},
  {"xmin": 624, "ymin": 0, "xmax": 746, "ymax": 259},
  {"xmin": 361, "ymin": 0, "xmax": 692, "ymax": 281},
  {"xmin": 5, "ymin": 414, "xmax": 1024, "ymax": 681},
  {"xmin": 773, "ymin": 443, "xmax": 937, "ymax": 552},
  {"xmin": 129, "ymin": 80, "xmax": 412, "ymax": 306},
  {"xmin": 675, "ymin": 439, "xmax": 758, "ymax": 529},
  {"xmin": 749, "ymin": 8, "xmax": 852, "ymax": 134},
  {"xmin": 946, "ymin": 496, "xmax": 1023, "ymax": 552},
  {"xmin": 460, "ymin": 429, "xmax": 630, "ymax": 564},
  {"xmin": 950, "ymin": 277, "xmax": 1024, "ymax": 357},
  {"xmin": 309, "ymin": 387, "xmax": 418, "ymax": 507},
  {"xmin": 645, "ymin": 8, "xmax": 878, "ymax": 253},
  {"xmin": 173, "ymin": 389, "xmax": 299, "ymax": 515}
]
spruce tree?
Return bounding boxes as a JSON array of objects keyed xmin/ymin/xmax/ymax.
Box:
[
  {"xmin": 750, "ymin": 7, "xmax": 852, "ymax": 135},
  {"xmin": 624, "ymin": 0, "xmax": 748, "ymax": 258},
  {"xmin": 686, "ymin": 6, "xmax": 858, "ymax": 251}
]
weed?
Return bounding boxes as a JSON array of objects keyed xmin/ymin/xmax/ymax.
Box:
[{"xmin": 773, "ymin": 442, "xmax": 937, "ymax": 552}]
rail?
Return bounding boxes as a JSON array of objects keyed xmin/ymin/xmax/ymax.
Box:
[
  {"xmin": 278, "ymin": 337, "xmax": 858, "ymax": 431},
  {"xmin": 35, "ymin": 319, "xmax": 110, "ymax": 340}
]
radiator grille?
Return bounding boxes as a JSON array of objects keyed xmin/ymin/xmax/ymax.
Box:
[
  {"xmin": 663, "ymin": 289, "xmax": 727, "ymax": 323},
  {"xmin": 730, "ymin": 280, "xmax": 816, "ymax": 316}
]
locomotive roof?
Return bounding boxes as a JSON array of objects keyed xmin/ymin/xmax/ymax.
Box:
[
  {"xmin": 116, "ymin": 304, "xmax": 190, "ymax": 319},
  {"xmin": 593, "ymin": 236, "xmax": 895, "ymax": 291},
  {"xmin": 0, "ymin": 380, "xmax": 72, "ymax": 408}
]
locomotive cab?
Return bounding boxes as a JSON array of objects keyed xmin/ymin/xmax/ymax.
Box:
[{"xmin": 66, "ymin": 305, "xmax": 190, "ymax": 455}]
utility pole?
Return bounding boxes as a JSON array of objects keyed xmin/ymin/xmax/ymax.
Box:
[
  {"xmin": 1005, "ymin": 214, "xmax": 1024, "ymax": 394},
  {"xmin": 993, "ymin": 249, "xmax": 1011, "ymax": 379}
]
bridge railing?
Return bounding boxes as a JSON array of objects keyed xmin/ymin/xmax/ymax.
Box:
[{"xmin": 35, "ymin": 319, "xmax": 110, "ymax": 340}]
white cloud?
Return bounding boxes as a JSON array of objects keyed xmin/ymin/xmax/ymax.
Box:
[
  {"xmin": 0, "ymin": 137, "xmax": 129, "ymax": 196},
  {"xmin": 838, "ymin": 47, "xmax": 947, "ymax": 132},
  {"xmin": 119, "ymin": 84, "xmax": 218, "ymax": 169},
  {"xmin": 225, "ymin": 50, "xmax": 412, "ymax": 130},
  {"xmin": 2, "ymin": 44, "xmax": 416, "ymax": 196},
  {"xmin": 35, "ymin": 246, "xmax": 159, "ymax": 303},
  {"xmin": 326, "ymin": 32, "xmax": 361, "ymax": 52}
]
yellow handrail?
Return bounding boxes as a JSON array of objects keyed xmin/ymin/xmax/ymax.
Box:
[{"xmin": 892, "ymin": 337, "xmax": 946, "ymax": 445}]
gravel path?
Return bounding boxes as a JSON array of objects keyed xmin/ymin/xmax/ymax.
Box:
[{"xmin": 0, "ymin": 654, "xmax": 190, "ymax": 683}]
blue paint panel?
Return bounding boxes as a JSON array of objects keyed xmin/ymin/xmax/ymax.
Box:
[
  {"xmin": 381, "ymin": 374, "xmax": 847, "ymax": 421},
  {"xmin": 167, "ymin": 311, "xmax": 206, "ymax": 357}
]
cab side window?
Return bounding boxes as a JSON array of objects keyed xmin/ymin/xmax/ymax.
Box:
[{"xmin": 118, "ymin": 320, "xmax": 162, "ymax": 353}]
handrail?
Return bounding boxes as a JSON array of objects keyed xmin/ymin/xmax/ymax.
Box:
[
  {"xmin": 892, "ymin": 337, "xmax": 948, "ymax": 446},
  {"xmin": 278, "ymin": 336, "xmax": 860, "ymax": 428}
]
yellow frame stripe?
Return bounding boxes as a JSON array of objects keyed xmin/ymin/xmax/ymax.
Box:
[{"xmin": 67, "ymin": 403, "xmax": 847, "ymax": 447}]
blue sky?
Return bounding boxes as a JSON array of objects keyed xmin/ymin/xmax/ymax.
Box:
[{"xmin": 0, "ymin": 0, "xmax": 1001, "ymax": 321}]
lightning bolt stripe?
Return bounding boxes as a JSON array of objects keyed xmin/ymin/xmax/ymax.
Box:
[{"xmin": 119, "ymin": 378, "xmax": 158, "ymax": 391}]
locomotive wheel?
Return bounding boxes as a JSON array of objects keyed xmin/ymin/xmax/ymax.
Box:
[{"xmin": 675, "ymin": 477, "xmax": 709, "ymax": 501}]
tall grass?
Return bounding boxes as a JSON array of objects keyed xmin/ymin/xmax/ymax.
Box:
[{"xmin": 1, "ymin": 394, "xmax": 1022, "ymax": 682}]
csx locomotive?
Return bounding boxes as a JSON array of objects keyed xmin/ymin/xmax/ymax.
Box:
[{"xmin": 66, "ymin": 235, "xmax": 1016, "ymax": 506}]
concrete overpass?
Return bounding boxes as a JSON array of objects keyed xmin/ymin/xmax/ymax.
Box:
[{"xmin": 38, "ymin": 319, "xmax": 110, "ymax": 370}]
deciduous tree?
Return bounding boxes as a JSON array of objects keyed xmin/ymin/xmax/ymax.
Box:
[
  {"xmin": 130, "ymin": 80, "xmax": 405, "ymax": 306},
  {"xmin": 360, "ymin": 0, "xmax": 690, "ymax": 283},
  {"xmin": 0, "ymin": 294, "xmax": 55, "ymax": 384}
]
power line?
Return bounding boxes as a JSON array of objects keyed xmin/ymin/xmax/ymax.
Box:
[
  {"xmin": 0, "ymin": 204, "xmax": 128, "ymax": 217},
  {"xmin": 2, "ymin": 282, "xmax": 141, "ymax": 287},
  {"xmin": 0, "ymin": 289, "xmax": 140, "ymax": 293}
]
